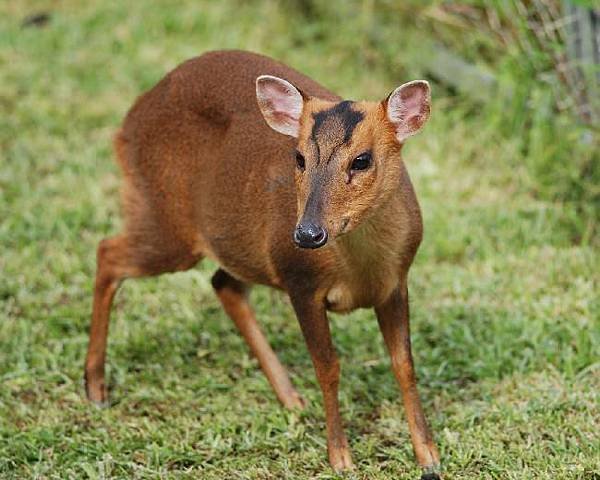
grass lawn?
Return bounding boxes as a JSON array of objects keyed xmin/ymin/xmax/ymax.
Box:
[{"xmin": 1, "ymin": 1, "xmax": 598, "ymax": 479}]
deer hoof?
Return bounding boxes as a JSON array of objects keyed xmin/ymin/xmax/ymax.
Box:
[
  {"xmin": 328, "ymin": 443, "xmax": 354, "ymax": 471},
  {"xmin": 421, "ymin": 472, "xmax": 441, "ymax": 480},
  {"xmin": 282, "ymin": 390, "xmax": 306, "ymax": 410}
]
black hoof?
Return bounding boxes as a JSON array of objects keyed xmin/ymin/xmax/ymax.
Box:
[{"xmin": 421, "ymin": 473, "xmax": 441, "ymax": 480}]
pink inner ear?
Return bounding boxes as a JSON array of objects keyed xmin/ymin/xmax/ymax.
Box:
[
  {"xmin": 261, "ymin": 82, "xmax": 302, "ymax": 120},
  {"xmin": 387, "ymin": 82, "xmax": 430, "ymax": 142},
  {"xmin": 256, "ymin": 76, "xmax": 303, "ymax": 137}
]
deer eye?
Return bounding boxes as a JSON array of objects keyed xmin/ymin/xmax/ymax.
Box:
[
  {"xmin": 295, "ymin": 151, "xmax": 305, "ymax": 171},
  {"xmin": 351, "ymin": 152, "xmax": 372, "ymax": 171}
]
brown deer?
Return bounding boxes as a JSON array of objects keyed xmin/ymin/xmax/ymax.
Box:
[{"xmin": 84, "ymin": 50, "xmax": 441, "ymax": 479}]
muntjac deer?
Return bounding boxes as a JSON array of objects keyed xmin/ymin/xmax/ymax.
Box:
[{"xmin": 84, "ymin": 50, "xmax": 441, "ymax": 479}]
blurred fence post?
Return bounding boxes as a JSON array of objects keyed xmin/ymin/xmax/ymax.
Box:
[
  {"xmin": 416, "ymin": 43, "xmax": 498, "ymax": 103},
  {"xmin": 562, "ymin": 1, "xmax": 600, "ymax": 125}
]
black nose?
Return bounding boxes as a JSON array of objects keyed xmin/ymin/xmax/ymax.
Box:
[{"xmin": 294, "ymin": 222, "xmax": 328, "ymax": 249}]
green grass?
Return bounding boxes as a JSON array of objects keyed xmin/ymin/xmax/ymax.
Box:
[{"xmin": 1, "ymin": 1, "xmax": 599, "ymax": 479}]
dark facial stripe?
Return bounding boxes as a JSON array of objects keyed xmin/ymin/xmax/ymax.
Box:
[
  {"xmin": 311, "ymin": 100, "xmax": 364, "ymax": 146},
  {"xmin": 302, "ymin": 176, "xmax": 325, "ymax": 223}
]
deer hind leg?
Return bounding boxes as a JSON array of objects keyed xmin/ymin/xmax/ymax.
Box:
[
  {"xmin": 84, "ymin": 234, "xmax": 202, "ymax": 406},
  {"xmin": 211, "ymin": 269, "xmax": 304, "ymax": 409}
]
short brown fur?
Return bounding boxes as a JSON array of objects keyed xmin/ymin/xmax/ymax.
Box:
[{"xmin": 84, "ymin": 50, "xmax": 440, "ymax": 477}]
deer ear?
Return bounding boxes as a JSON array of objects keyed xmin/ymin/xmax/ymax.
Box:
[
  {"xmin": 385, "ymin": 80, "xmax": 431, "ymax": 143},
  {"xmin": 256, "ymin": 75, "xmax": 304, "ymax": 138}
]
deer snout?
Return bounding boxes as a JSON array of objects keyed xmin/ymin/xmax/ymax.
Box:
[{"xmin": 294, "ymin": 222, "xmax": 328, "ymax": 249}]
